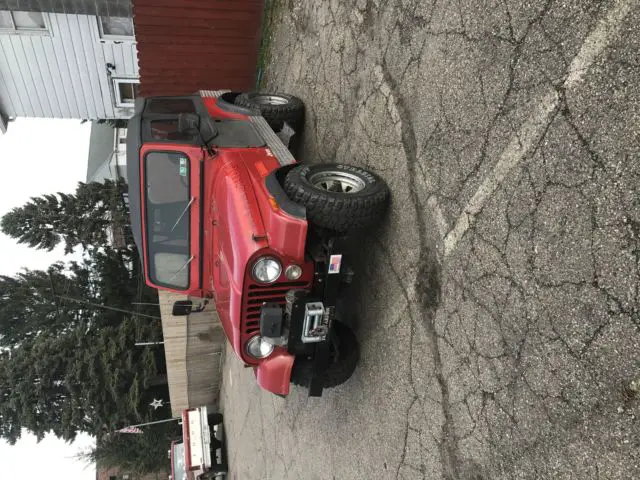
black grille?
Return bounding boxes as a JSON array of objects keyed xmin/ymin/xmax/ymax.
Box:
[{"xmin": 242, "ymin": 281, "xmax": 308, "ymax": 335}]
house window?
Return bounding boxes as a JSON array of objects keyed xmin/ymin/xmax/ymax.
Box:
[
  {"xmin": 114, "ymin": 128, "xmax": 128, "ymax": 166},
  {"xmin": 0, "ymin": 11, "xmax": 48, "ymax": 34},
  {"xmin": 113, "ymin": 79, "xmax": 139, "ymax": 108},
  {"xmin": 98, "ymin": 16, "xmax": 134, "ymax": 40}
]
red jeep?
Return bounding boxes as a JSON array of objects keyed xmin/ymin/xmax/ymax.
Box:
[{"xmin": 127, "ymin": 91, "xmax": 389, "ymax": 397}]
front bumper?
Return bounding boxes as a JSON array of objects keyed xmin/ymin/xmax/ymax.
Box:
[
  {"xmin": 257, "ymin": 237, "xmax": 349, "ymax": 397},
  {"xmin": 253, "ymin": 291, "xmax": 338, "ymax": 397}
]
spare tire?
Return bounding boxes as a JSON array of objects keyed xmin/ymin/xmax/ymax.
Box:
[
  {"xmin": 284, "ymin": 163, "xmax": 390, "ymax": 232},
  {"xmin": 235, "ymin": 92, "xmax": 305, "ymax": 132}
]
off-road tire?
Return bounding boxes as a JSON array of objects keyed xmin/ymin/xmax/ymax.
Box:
[
  {"xmin": 198, "ymin": 472, "xmax": 220, "ymax": 480},
  {"xmin": 235, "ymin": 92, "xmax": 305, "ymax": 131},
  {"xmin": 290, "ymin": 322, "xmax": 359, "ymax": 389},
  {"xmin": 207, "ymin": 412, "xmax": 223, "ymax": 426},
  {"xmin": 198, "ymin": 464, "xmax": 227, "ymax": 479},
  {"xmin": 284, "ymin": 164, "xmax": 389, "ymax": 232},
  {"xmin": 211, "ymin": 464, "xmax": 228, "ymax": 474}
]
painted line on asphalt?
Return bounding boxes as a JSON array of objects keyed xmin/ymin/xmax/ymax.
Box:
[
  {"xmin": 373, "ymin": 63, "xmax": 451, "ymax": 246},
  {"xmin": 443, "ymin": 0, "xmax": 635, "ymax": 258},
  {"xmin": 427, "ymin": 194, "xmax": 450, "ymax": 241}
]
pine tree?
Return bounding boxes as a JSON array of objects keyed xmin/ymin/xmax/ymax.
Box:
[
  {"xmin": 0, "ymin": 263, "xmax": 93, "ymax": 347},
  {"xmin": 0, "ymin": 317, "xmax": 163, "ymax": 444},
  {"xmin": 1, "ymin": 179, "xmax": 129, "ymax": 253},
  {"xmin": 0, "ymin": 255, "xmax": 157, "ymax": 348},
  {"xmin": 82, "ymin": 421, "xmax": 180, "ymax": 475},
  {"xmin": 0, "ymin": 179, "xmax": 166, "ymax": 445}
]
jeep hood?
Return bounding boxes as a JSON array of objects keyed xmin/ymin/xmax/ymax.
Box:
[{"xmin": 206, "ymin": 152, "xmax": 269, "ymax": 352}]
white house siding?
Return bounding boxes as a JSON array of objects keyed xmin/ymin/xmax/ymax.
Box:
[{"xmin": 0, "ymin": 12, "xmax": 138, "ymax": 120}]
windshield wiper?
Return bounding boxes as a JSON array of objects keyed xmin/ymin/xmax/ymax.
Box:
[
  {"xmin": 171, "ymin": 197, "xmax": 196, "ymax": 232},
  {"xmin": 167, "ymin": 255, "xmax": 195, "ymax": 284}
]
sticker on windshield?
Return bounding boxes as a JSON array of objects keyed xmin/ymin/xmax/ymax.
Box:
[{"xmin": 179, "ymin": 166, "xmax": 187, "ymax": 176}]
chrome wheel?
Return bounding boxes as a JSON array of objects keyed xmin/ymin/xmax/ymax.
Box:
[
  {"xmin": 308, "ymin": 170, "xmax": 366, "ymax": 194},
  {"xmin": 251, "ymin": 94, "xmax": 289, "ymax": 106}
]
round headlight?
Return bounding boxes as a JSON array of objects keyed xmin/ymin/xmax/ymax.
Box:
[
  {"xmin": 285, "ymin": 264, "xmax": 302, "ymax": 280},
  {"xmin": 245, "ymin": 335, "xmax": 275, "ymax": 359},
  {"xmin": 252, "ymin": 256, "xmax": 282, "ymax": 284}
]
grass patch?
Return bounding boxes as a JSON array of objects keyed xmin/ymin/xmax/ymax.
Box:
[{"xmin": 255, "ymin": 0, "xmax": 284, "ymax": 90}]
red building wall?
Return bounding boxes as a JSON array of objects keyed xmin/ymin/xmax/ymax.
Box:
[{"xmin": 133, "ymin": 0, "xmax": 264, "ymax": 96}]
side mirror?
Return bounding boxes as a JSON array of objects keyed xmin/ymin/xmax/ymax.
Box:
[
  {"xmin": 172, "ymin": 300, "xmax": 193, "ymax": 316},
  {"xmin": 172, "ymin": 299, "xmax": 208, "ymax": 316},
  {"xmin": 177, "ymin": 113, "xmax": 200, "ymax": 132}
]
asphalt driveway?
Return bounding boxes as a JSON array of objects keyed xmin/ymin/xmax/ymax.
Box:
[{"xmin": 220, "ymin": 1, "xmax": 640, "ymax": 478}]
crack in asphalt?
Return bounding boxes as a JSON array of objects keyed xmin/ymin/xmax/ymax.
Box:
[
  {"xmin": 378, "ymin": 61, "xmax": 455, "ymax": 479},
  {"xmin": 444, "ymin": 0, "xmax": 636, "ymax": 258}
]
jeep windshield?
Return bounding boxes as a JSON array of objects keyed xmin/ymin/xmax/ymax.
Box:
[{"xmin": 144, "ymin": 151, "xmax": 192, "ymax": 289}]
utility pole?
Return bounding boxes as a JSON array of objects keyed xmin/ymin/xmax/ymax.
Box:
[{"xmin": 117, "ymin": 417, "xmax": 180, "ymax": 430}]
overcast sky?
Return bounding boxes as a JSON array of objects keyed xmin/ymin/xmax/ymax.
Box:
[{"xmin": 0, "ymin": 118, "xmax": 95, "ymax": 478}]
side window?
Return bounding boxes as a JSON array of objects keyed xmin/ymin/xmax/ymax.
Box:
[
  {"xmin": 150, "ymin": 119, "xmax": 197, "ymax": 142},
  {"xmin": 143, "ymin": 98, "xmax": 200, "ymax": 144}
]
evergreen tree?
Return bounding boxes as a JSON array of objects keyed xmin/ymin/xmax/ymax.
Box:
[
  {"xmin": 0, "ymin": 263, "xmax": 93, "ymax": 347},
  {"xmin": 1, "ymin": 179, "xmax": 129, "ymax": 253},
  {"xmin": 0, "ymin": 317, "xmax": 162, "ymax": 444},
  {"xmin": 82, "ymin": 421, "xmax": 180, "ymax": 475},
  {"xmin": 0, "ymin": 256, "xmax": 157, "ymax": 348},
  {"xmin": 0, "ymin": 179, "xmax": 166, "ymax": 445}
]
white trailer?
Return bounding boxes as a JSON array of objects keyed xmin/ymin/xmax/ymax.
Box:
[{"xmin": 170, "ymin": 406, "xmax": 226, "ymax": 480}]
